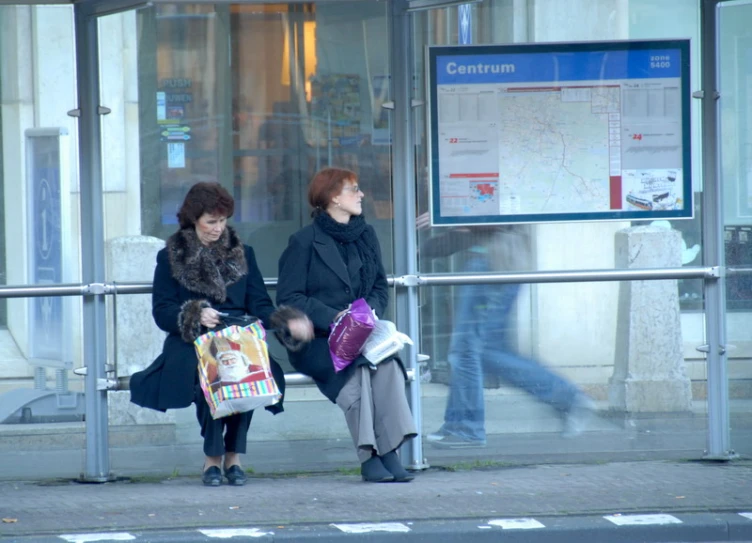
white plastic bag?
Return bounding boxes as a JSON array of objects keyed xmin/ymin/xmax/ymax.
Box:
[{"xmin": 362, "ymin": 320, "xmax": 413, "ymax": 364}]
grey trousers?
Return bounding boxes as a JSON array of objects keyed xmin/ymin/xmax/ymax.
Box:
[{"xmin": 335, "ymin": 360, "xmax": 418, "ymax": 463}]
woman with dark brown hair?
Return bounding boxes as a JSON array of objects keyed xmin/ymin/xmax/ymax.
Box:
[
  {"xmin": 276, "ymin": 167, "xmax": 417, "ymax": 483},
  {"xmin": 131, "ymin": 181, "xmax": 312, "ymax": 487}
]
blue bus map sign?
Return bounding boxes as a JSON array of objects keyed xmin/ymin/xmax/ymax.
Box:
[{"xmin": 427, "ymin": 39, "xmax": 692, "ymax": 225}]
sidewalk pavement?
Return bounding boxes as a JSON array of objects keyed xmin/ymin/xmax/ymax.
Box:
[{"xmin": 2, "ymin": 455, "xmax": 752, "ymax": 542}]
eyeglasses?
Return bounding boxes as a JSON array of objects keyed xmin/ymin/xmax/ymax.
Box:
[{"xmin": 341, "ymin": 185, "xmax": 362, "ymax": 193}]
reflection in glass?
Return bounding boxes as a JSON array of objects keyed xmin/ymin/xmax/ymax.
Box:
[{"xmin": 151, "ymin": 5, "xmax": 224, "ymax": 225}]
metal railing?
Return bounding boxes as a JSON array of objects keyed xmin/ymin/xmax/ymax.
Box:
[
  {"xmin": 0, "ymin": 264, "xmax": 721, "ymax": 299},
  {"xmin": 0, "ymin": 265, "xmax": 721, "ymax": 389}
]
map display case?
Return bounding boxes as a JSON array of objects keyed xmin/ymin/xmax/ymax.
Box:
[{"xmin": 426, "ymin": 39, "xmax": 693, "ymax": 226}]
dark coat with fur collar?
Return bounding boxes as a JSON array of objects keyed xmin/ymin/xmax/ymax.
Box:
[{"xmin": 130, "ymin": 226, "xmax": 285, "ymax": 413}]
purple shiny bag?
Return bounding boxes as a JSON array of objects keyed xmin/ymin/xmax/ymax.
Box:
[{"xmin": 328, "ymin": 298, "xmax": 376, "ymax": 372}]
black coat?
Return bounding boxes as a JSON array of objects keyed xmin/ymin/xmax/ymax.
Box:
[
  {"xmin": 130, "ymin": 227, "xmax": 285, "ymax": 413},
  {"xmin": 276, "ymin": 220, "xmax": 403, "ymax": 403}
]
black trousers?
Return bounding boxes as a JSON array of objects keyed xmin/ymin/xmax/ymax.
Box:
[{"xmin": 194, "ymin": 383, "xmax": 254, "ymax": 457}]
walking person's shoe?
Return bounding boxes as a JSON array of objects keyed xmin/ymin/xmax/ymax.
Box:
[
  {"xmin": 201, "ymin": 466, "xmax": 222, "ymax": 486},
  {"xmin": 380, "ymin": 450, "xmax": 415, "ymax": 482},
  {"xmin": 361, "ymin": 455, "xmax": 394, "ymax": 483},
  {"xmin": 426, "ymin": 429, "xmax": 450, "ymax": 442},
  {"xmin": 224, "ymin": 465, "xmax": 248, "ymax": 486},
  {"xmin": 429, "ymin": 434, "xmax": 487, "ymax": 449},
  {"xmin": 562, "ymin": 394, "xmax": 597, "ymax": 438}
]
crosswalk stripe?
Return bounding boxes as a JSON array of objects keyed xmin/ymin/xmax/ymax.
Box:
[
  {"xmin": 488, "ymin": 518, "xmax": 546, "ymax": 529},
  {"xmin": 604, "ymin": 514, "xmax": 682, "ymax": 526},
  {"xmin": 331, "ymin": 522, "xmax": 411, "ymax": 533},
  {"xmin": 198, "ymin": 528, "xmax": 272, "ymax": 538},
  {"xmin": 59, "ymin": 534, "xmax": 136, "ymax": 543}
]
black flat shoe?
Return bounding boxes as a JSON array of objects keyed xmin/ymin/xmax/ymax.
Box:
[
  {"xmin": 202, "ymin": 466, "xmax": 222, "ymax": 487},
  {"xmin": 361, "ymin": 456, "xmax": 394, "ymax": 483},
  {"xmin": 380, "ymin": 450, "xmax": 415, "ymax": 482},
  {"xmin": 224, "ymin": 464, "xmax": 247, "ymax": 486}
]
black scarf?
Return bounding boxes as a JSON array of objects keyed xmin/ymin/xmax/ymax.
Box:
[{"xmin": 314, "ymin": 212, "xmax": 379, "ymax": 299}]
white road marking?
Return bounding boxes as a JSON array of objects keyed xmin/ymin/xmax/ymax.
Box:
[
  {"xmin": 604, "ymin": 514, "xmax": 682, "ymax": 526},
  {"xmin": 59, "ymin": 534, "xmax": 136, "ymax": 543},
  {"xmin": 199, "ymin": 528, "xmax": 271, "ymax": 538},
  {"xmin": 488, "ymin": 518, "xmax": 545, "ymax": 530},
  {"xmin": 739, "ymin": 513, "xmax": 752, "ymax": 521},
  {"xmin": 331, "ymin": 522, "xmax": 411, "ymax": 533}
]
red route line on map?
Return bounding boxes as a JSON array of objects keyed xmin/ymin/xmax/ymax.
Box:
[{"xmin": 447, "ymin": 173, "xmax": 499, "ymax": 178}]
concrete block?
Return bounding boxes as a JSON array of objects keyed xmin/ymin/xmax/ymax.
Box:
[{"xmin": 609, "ymin": 226, "xmax": 692, "ymax": 412}]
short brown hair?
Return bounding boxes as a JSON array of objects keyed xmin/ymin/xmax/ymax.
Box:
[
  {"xmin": 176, "ymin": 182, "xmax": 235, "ymax": 229},
  {"xmin": 307, "ymin": 167, "xmax": 358, "ymax": 217}
]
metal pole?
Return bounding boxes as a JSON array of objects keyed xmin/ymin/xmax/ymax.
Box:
[
  {"xmin": 74, "ymin": 4, "xmax": 112, "ymax": 482},
  {"xmin": 389, "ymin": 0, "xmax": 427, "ymax": 470},
  {"xmin": 700, "ymin": 0, "xmax": 732, "ymax": 459}
]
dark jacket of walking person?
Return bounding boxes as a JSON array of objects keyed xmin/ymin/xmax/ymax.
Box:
[
  {"xmin": 130, "ymin": 181, "xmax": 311, "ymax": 487},
  {"xmin": 276, "ymin": 167, "xmax": 417, "ymax": 483}
]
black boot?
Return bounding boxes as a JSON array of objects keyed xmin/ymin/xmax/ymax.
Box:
[
  {"xmin": 380, "ymin": 450, "xmax": 415, "ymax": 482},
  {"xmin": 361, "ymin": 455, "xmax": 394, "ymax": 482}
]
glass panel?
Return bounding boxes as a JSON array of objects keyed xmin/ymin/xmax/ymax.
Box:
[
  {"xmin": 0, "ymin": 5, "xmax": 84, "ymax": 442},
  {"xmin": 414, "ymin": 0, "xmax": 708, "ymax": 464},
  {"xmin": 229, "ymin": 1, "xmax": 394, "ymax": 277},
  {"xmin": 419, "ymin": 278, "xmax": 707, "ymax": 461},
  {"xmin": 139, "ymin": 3, "xmax": 392, "ymax": 277},
  {"xmin": 719, "ymin": 0, "xmax": 752, "ymax": 457},
  {"xmin": 138, "ymin": 4, "xmax": 230, "ymax": 239},
  {"xmin": 98, "ymin": 1, "xmax": 392, "ymax": 474}
]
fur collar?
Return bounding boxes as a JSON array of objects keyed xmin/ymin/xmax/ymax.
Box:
[{"xmin": 166, "ymin": 226, "xmax": 248, "ymax": 302}]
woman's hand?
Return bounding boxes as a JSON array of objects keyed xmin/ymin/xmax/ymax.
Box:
[
  {"xmin": 287, "ymin": 317, "xmax": 314, "ymax": 342},
  {"xmin": 199, "ymin": 307, "xmax": 223, "ymax": 329},
  {"xmin": 334, "ymin": 303, "xmax": 352, "ymax": 323}
]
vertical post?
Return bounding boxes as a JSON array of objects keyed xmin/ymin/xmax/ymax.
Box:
[
  {"xmin": 74, "ymin": 4, "xmax": 112, "ymax": 481},
  {"xmin": 389, "ymin": 0, "xmax": 427, "ymax": 470},
  {"xmin": 700, "ymin": 0, "xmax": 732, "ymax": 459}
]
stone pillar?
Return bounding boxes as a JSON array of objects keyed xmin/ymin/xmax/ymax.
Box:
[
  {"xmin": 106, "ymin": 236, "xmax": 166, "ymax": 381},
  {"xmin": 105, "ymin": 236, "xmax": 172, "ymax": 426},
  {"xmin": 609, "ymin": 225, "xmax": 692, "ymax": 412}
]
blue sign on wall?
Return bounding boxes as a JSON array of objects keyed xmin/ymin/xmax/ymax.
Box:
[
  {"xmin": 458, "ymin": 4, "xmax": 472, "ymax": 45},
  {"xmin": 26, "ymin": 128, "xmax": 71, "ymax": 367}
]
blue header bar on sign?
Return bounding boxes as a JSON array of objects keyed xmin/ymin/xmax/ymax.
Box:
[{"xmin": 435, "ymin": 48, "xmax": 682, "ymax": 85}]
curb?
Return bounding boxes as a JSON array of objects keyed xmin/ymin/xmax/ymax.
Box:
[{"xmin": 4, "ymin": 513, "xmax": 752, "ymax": 543}]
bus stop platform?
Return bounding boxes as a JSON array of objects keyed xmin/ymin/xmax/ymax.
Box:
[{"xmin": 1, "ymin": 437, "xmax": 751, "ymax": 543}]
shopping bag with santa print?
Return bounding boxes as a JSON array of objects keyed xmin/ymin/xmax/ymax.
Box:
[{"xmin": 194, "ymin": 320, "xmax": 281, "ymax": 419}]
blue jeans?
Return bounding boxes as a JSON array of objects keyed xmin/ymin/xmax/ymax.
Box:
[{"xmin": 438, "ymin": 256, "xmax": 580, "ymax": 442}]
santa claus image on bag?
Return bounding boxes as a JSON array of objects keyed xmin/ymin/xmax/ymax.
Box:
[{"xmin": 207, "ymin": 336, "xmax": 270, "ymax": 386}]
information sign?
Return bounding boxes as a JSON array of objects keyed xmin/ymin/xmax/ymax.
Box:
[
  {"xmin": 427, "ymin": 39, "xmax": 692, "ymax": 225},
  {"xmin": 25, "ymin": 128, "xmax": 72, "ymax": 368}
]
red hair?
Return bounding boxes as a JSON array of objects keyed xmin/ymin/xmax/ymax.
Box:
[{"xmin": 307, "ymin": 167, "xmax": 358, "ymax": 217}]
